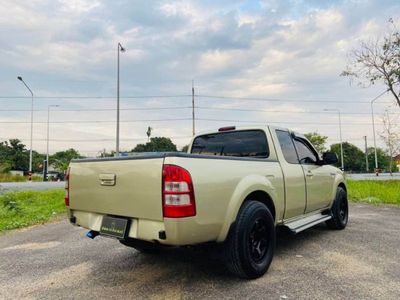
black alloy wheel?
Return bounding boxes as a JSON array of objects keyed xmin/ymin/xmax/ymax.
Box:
[
  {"xmin": 224, "ymin": 201, "xmax": 276, "ymax": 279},
  {"xmin": 326, "ymin": 186, "xmax": 348, "ymax": 230},
  {"xmin": 249, "ymin": 218, "xmax": 269, "ymax": 263}
]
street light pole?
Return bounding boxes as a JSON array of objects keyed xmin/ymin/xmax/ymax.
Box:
[
  {"xmin": 370, "ymin": 90, "xmax": 388, "ymax": 171},
  {"xmin": 338, "ymin": 110, "xmax": 344, "ymax": 170},
  {"xmin": 364, "ymin": 135, "xmax": 368, "ymax": 172},
  {"xmin": 46, "ymin": 105, "xmax": 59, "ymax": 174},
  {"xmin": 192, "ymin": 80, "xmax": 195, "ymax": 136},
  {"xmin": 116, "ymin": 42, "xmax": 126, "ymax": 157},
  {"xmin": 17, "ymin": 76, "xmax": 34, "ymax": 176},
  {"xmin": 324, "ymin": 108, "xmax": 344, "ymax": 170}
]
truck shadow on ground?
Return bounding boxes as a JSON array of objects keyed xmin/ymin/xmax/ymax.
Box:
[{"xmin": 98, "ymin": 223, "xmax": 332, "ymax": 286}]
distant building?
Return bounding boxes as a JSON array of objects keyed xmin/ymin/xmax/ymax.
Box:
[
  {"xmin": 9, "ymin": 170, "xmax": 24, "ymax": 176},
  {"xmin": 394, "ymin": 154, "xmax": 400, "ymax": 171}
]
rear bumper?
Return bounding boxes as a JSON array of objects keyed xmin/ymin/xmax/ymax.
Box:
[{"xmin": 67, "ymin": 208, "xmax": 221, "ymax": 246}]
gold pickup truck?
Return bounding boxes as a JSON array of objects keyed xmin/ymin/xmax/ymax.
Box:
[{"xmin": 65, "ymin": 126, "xmax": 347, "ymax": 279}]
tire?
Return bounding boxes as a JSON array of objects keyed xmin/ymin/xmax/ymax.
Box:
[
  {"xmin": 120, "ymin": 238, "xmax": 163, "ymax": 254},
  {"xmin": 224, "ymin": 201, "xmax": 276, "ymax": 279},
  {"xmin": 326, "ymin": 186, "xmax": 348, "ymax": 230}
]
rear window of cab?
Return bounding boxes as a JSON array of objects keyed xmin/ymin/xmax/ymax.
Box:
[{"xmin": 191, "ymin": 130, "xmax": 269, "ymax": 158}]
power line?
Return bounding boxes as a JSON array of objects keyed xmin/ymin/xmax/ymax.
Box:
[
  {"xmin": 0, "ymin": 118, "xmax": 192, "ymax": 124},
  {"xmin": 0, "ymin": 94, "xmax": 395, "ymax": 104},
  {"xmin": 0, "ymin": 95, "xmax": 191, "ymax": 99},
  {"xmin": 0, "ymin": 136, "xmax": 192, "ymax": 142},
  {"xmin": 196, "ymin": 107, "xmax": 399, "ymax": 115},
  {"xmin": 196, "ymin": 118, "xmax": 382, "ymax": 125},
  {"xmin": 0, "ymin": 106, "xmax": 191, "ymax": 112},
  {"xmin": 1, "ymin": 105, "xmax": 396, "ymax": 115},
  {"xmin": 0, "ymin": 118, "xmax": 385, "ymax": 125},
  {"xmin": 0, "ymin": 137, "xmax": 370, "ymax": 143},
  {"xmin": 196, "ymin": 94, "xmax": 394, "ymax": 104}
]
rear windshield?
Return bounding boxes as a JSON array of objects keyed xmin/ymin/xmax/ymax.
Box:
[{"xmin": 191, "ymin": 130, "xmax": 269, "ymax": 158}]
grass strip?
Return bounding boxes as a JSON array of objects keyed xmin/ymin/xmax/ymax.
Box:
[
  {"xmin": 0, "ymin": 189, "xmax": 65, "ymax": 232},
  {"xmin": 0, "ymin": 173, "xmax": 43, "ymax": 182},
  {"xmin": 347, "ymin": 180, "xmax": 400, "ymax": 205}
]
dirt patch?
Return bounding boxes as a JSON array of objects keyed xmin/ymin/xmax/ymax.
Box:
[{"xmin": 322, "ymin": 251, "xmax": 375, "ymax": 278}]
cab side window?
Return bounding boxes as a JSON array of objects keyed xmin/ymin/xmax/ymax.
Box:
[
  {"xmin": 276, "ymin": 130, "xmax": 299, "ymax": 164},
  {"xmin": 294, "ymin": 139, "xmax": 318, "ymax": 164}
]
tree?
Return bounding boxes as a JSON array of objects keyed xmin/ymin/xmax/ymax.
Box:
[
  {"xmin": 341, "ymin": 19, "xmax": 400, "ymax": 107},
  {"xmin": 181, "ymin": 145, "xmax": 189, "ymax": 152},
  {"xmin": 380, "ymin": 111, "xmax": 400, "ymax": 174},
  {"xmin": 51, "ymin": 149, "xmax": 82, "ymax": 171},
  {"xmin": 132, "ymin": 137, "xmax": 177, "ymax": 152},
  {"xmin": 146, "ymin": 126, "xmax": 153, "ymax": 142},
  {"xmin": 0, "ymin": 142, "xmax": 12, "ymax": 173},
  {"xmin": 304, "ymin": 132, "xmax": 328, "ymax": 154},
  {"xmin": 0, "ymin": 142, "xmax": 12, "ymax": 172},
  {"xmin": 0, "ymin": 139, "xmax": 47, "ymax": 173},
  {"xmin": 32, "ymin": 151, "xmax": 45, "ymax": 173},
  {"xmin": 0, "ymin": 139, "xmax": 28, "ymax": 171},
  {"xmin": 367, "ymin": 147, "xmax": 396, "ymax": 173},
  {"xmin": 330, "ymin": 142, "xmax": 365, "ymax": 172}
]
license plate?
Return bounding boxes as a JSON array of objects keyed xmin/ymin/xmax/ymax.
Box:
[{"xmin": 100, "ymin": 216, "xmax": 129, "ymax": 239}]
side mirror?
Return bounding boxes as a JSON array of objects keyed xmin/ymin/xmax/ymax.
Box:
[{"xmin": 322, "ymin": 151, "xmax": 338, "ymax": 165}]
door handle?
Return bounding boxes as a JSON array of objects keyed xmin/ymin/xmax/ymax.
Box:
[
  {"xmin": 99, "ymin": 173, "xmax": 116, "ymax": 186},
  {"xmin": 306, "ymin": 171, "xmax": 313, "ymax": 177}
]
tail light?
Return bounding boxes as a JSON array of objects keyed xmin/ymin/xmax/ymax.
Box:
[
  {"xmin": 65, "ymin": 167, "xmax": 70, "ymax": 206},
  {"xmin": 162, "ymin": 164, "xmax": 196, "ymax": 218}
]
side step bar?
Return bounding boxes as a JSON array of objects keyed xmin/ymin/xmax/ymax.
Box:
[{"xmin": 284, "ymin": 213, "xmax": 332, "ymax": 234}]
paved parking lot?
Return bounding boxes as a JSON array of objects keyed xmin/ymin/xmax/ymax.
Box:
[{"xmin": 0, "ymin": 203, "xmax": 399, "ymax": 300}]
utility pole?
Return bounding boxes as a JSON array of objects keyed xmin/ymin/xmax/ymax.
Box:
[
  {"xmin": 364, "ymin": 136, "xmax": 369, "ymax": 172},
  {"xmin": 46, "ymin": 105, "xmax": 59, "ymax": 176},
  {"xmin": 116, "ymin": 42, "xmax": 126, "ymax": 157},
  {"xmin": 324, "ymin": 108, "xmax": 344, "ymax": 170},
  {"xmin": 370, "ymin": 90, "xmax": 388, "ymax": 172},
  {"xmin": 192, "ymin": 80, "xmax": 195, "ymax": 136}
]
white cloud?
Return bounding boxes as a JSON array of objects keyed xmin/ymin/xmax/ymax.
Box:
[
  {"xmin": 0, "ymin": 0, "xmax": 399, "ymax": 156},
  {"xmin": 58, "ymin": 0, "xmax": 101, "ymax": 14}
]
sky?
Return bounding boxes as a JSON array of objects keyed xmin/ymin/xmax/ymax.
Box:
[{"xmin": 0, "ymin": 0, "xmax": 399, "ymax": 156}]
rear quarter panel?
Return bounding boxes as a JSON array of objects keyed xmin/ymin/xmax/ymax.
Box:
[{"xmin": 164, "ymin": 155, "xmax": 284, "ymax": 243}]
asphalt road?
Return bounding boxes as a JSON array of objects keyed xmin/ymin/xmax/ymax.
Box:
[
  {"xmin": 347, "ymin": 173, "xmax": 400, "ymax": 181},
  {"xmin": 0, "ymin": 204, "xmax": 399, "ymax": 300},
  {"xmin": 0, "ymin": 182, "xmax": 64, "ymax": 193}
]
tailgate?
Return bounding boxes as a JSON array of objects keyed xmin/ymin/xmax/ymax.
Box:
[{"xmin": 69, "ymin": 157, "xmax": 164, "ymax": 221}]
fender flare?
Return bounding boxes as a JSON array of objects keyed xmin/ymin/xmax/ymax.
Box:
[
  {"xmin": 216, "ymin": 174, "xmax": 278, "ymax": 242},
  {"xmin": 329, "ymin": 175, "xmax": 346, "ymax": 208}
]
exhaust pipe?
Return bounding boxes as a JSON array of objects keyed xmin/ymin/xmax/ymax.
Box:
[{"xmin": 86, "ymin": 230, "xmax": 99, "ymax": 239}]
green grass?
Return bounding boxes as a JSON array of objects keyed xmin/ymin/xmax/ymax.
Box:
[
  {"xmin": 0, "ymin": 173, "xmax": 43, "ymax": 182},
  {"xmin": 0, "ymin": 189, "xmax": 65, "ymax": 232},
  {"xmin": 0, "ymin": 173, "xmax": 26, "ymax": 182},
  {"xmin": 347, "ymin": 180, "xmax": 400, "ymax": 205}
]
